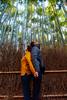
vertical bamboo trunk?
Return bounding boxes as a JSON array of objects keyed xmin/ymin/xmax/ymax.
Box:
[
  {"xmin": 51, "ymin": 3, "xmax": 65, "ymax": 46},
  {"xmin": 56, "ymin": 15, "xmax": 65, "ymax": 45},
  {"xmin": 61, "ymin": 0, "xmax": 67, "ymax": 17},
  {"xmin": 22, "ymin": 0, "xmax": 28, "ymax": 52},
  {"xmin": 11, "ymin": 10, "xmax": 18, "ymax": 44},
  {"xmin": 41, "ymin": 0, "xmax": 44, "ymax": 46}
]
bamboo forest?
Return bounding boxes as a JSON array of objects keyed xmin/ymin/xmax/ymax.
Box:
[
  {"xmin": 0, "ymin": 0, "xmax": 67, "ymax": 100},
  {"xmin": 0, "ymin": 0, "xmax": 67, "ymax": 48}
]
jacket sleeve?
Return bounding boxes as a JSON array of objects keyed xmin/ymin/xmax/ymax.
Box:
[
  {"xmin": 40, "ymin": 54, "xmax": 46, "ymax": 74},
  {"xmin": 31, "ymin": 47, "xmax": 40, "ymax": 72},
  {"xmin": 25, "ymin": 53, "xmax": 36, "ymax": 75}
]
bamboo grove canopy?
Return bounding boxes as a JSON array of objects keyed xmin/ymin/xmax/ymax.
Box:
[{"xmin": 0, "ymin": 0, "xmax": 67, "ymax": 49}]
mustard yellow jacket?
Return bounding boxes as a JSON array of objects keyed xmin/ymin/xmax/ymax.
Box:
[{"xmin": 21, "ymin": 50, "xmax": 36, "ymax": 76}]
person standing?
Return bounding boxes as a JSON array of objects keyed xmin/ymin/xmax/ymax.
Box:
[
  {"xmin": 30, "ymin": 41, "xmax": 45, "ymax": 100},
  {"xmin": 21, "ymin": 45, "xmax": 38, "ymax": 100}
]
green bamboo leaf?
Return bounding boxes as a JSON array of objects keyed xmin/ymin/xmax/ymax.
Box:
[
  {"xmin": 50, "ymin": 16, "xmax": 55, "ymax": 21},
  {"xmin": 1, "ymin": 0, "xmax": 16, "ymax": 5},
  {"xmin": 36, "ymin": 6, "xmax": 42, "ymax": 15},
  {"xmin": 48, "ymin": 0, "xmax": 56, "ymax": 4},
  {"xmin": 11, "ymin": 7, "xmax": 17, "ymax": 17},
  {"xmin": 4, "ymin": 5, "xmax": 17, "ymax": 17},
  {"xmin": 28, "ymin": 0, "xmax": 37, "ymax": 3},
  {"xmin": 18, "ymin": 32, "xmax": 22, "ymax": 38},
  {"xmin": 32, "ymin": 17, "xmax": 38, "ymax": 22},
  {"xmin": 60, "ymin": 21, "xmax": 67, "ymax": 26},
  {"xmin": 2, "ymin": 0, "xmax": 11, "ymax": 4},
  {"xmin": 28, "ymin": 3, "xmax": 35, "ymax": 14}
]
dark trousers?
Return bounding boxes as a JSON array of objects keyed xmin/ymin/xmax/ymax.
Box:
[
  {"xmin": 32, "ymin": 72, "xmax": 42, "ymax": 100},
  {"xmin": 21, "ymin": 75, "xmax": 31, "ymax": 100}
]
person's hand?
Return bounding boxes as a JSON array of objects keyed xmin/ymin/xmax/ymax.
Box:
[{"xmin": 34, "ymin": 72, "xmax": 38, "ymax": 77}]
